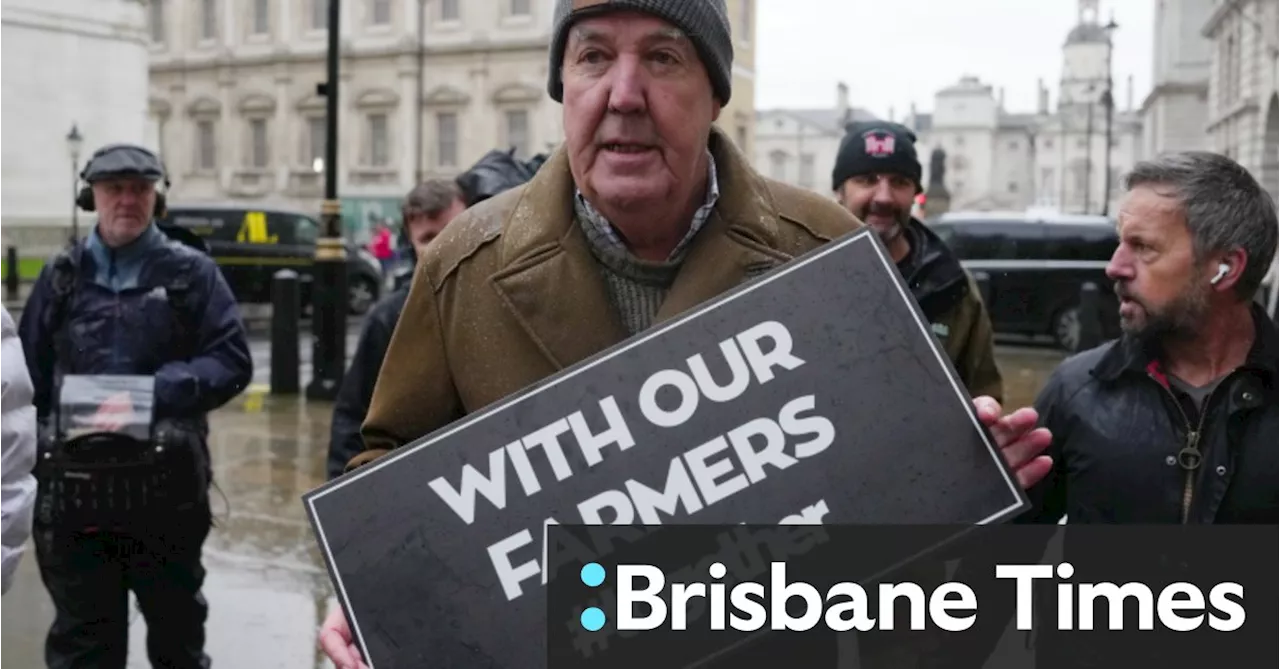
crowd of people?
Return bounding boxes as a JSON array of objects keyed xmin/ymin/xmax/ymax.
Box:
[{"xmin": 0, "ymin": 1, "xmax": 1275, "ymax": 668}]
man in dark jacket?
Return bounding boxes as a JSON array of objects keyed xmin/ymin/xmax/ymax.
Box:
[
  {"xmin": 18, "ymin": 143, "xmax": 253, "ymax": 668},
  {"xmin": 832, "ymin": 121, "xmax": 1003, "ymax": 401},
  {"xmin": 328, "ymin": 178, "xmax": 465, "ymax": 479},
  {"xmin": 943, "ymin": 151, "xmax": 1279, "ymax": 669}
]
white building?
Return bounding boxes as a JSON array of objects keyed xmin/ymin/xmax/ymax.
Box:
[
  {"xmin": 147, "ymin": 0, "xmax": 561, "ymax": 239},
  {"xmin": 1202, "ymin": 0, "xmax": 1278, "ymax": 206},
  {"xmin": 146, "ymin": 0, "xmax": 757, "ymax": 241},
  {"xmin": 753, "ymin": 83, "xmax": 878, "ymax": 196},
  {"xmin": 904, "ymin": 0, "xmax": 1145, "ymax": 216},
  {"xmin": 1140, "ymin": 0, "xmax": 1215, "ymax": 156},
  {"xmin": 1, "ymin": 0, "xmax": 152, "ymax": 251}
]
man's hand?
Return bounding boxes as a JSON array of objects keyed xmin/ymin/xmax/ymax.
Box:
[
  {"xmin": 973, "ymin": 396, "xmax": 1052, "ymax": 490},
  {"xmin": 319, "ymin": 608, "xmax": 369, "ymax": 669},
  {"xmin": 90, "ymin": 391, "xmax": 134, "ymax": 433}
]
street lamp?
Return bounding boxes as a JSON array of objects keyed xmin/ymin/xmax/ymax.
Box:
[
  {"xmin": 66, "ymin": 124, "xmax": 83, "ymax": 244},
  {"xmin": 306, "ymin": 0, "xmax": 347, "ymax": 401},
  {"xmin": 1101, "ymin": 17, "xmax": 1119, "ymax": 216}
]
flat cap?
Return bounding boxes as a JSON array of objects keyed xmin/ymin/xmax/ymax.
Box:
[{"xmin": 81, "ymin": 144, "xmax": 165, "ymax": 183}]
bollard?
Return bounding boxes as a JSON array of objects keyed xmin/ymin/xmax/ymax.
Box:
[
  {"xmin": 973, "ymin": 271, "xmax": 992, "ymax": 307},
  {"xmin": 271, "ymin": 269, "xmax": 301, "ymax": 395},
  {"xmin": 1076, "ymin": 281, "xmax": 1104, "ymax": 353},
  {"xmin": 5, "ymin": 246, "xmax": 18, "ymax": 302}
]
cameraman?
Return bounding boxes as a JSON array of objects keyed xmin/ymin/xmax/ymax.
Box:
[{"xmin": 18, "ymin": 143, "xmax": 252, "ymax": 669}]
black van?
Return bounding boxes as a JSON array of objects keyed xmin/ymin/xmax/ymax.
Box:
[
  {"xmin": 928, "ymin": 211, "xmax": 1122, "ymax": 351},
  {"xmin": 157, "ymin": 203, "xmax": 384, "ymax": 315}
]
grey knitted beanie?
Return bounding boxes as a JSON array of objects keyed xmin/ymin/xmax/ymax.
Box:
[{"xmin": 547, "ymin": 0, "xmax": 734, "ymax": 104}]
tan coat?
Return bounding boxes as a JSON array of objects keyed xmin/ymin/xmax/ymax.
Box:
[{"xmin": 351, "ymin": 129, "xmax": 865, "ymax": 471}]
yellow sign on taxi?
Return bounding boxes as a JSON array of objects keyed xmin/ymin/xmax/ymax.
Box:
[{"xmin": 236, "ymin": 211, "xmax": 278, "ymax": 244}]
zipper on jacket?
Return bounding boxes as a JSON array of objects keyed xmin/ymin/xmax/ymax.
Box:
[{"xmin": 1151, "ymin": 374, "xmax": 1222, "ymax": 524}]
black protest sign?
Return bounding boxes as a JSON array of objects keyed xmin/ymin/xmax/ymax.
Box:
[{"xmin": 303, "ymin": 228, "xmax": 1029, "ymax": 669}]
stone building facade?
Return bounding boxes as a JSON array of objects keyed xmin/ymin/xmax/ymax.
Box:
[
  {"xmin": 1, "ymin": 0, "xmax": 152, "ymax": 252},
  {"xmin": 1140, "ymin": 0, "xmax": 1215, "ymax": 157},
  {"xmin": 904, "ymin": 0, "xmax": 1145, "ymax": 216},
  {"xmin": 753, "ymin": 82, "xmax": 877, "ymax": 196},
  {"xmin": 1202, "ymin": 0, "xmax": 1278, "ymax": 206}
]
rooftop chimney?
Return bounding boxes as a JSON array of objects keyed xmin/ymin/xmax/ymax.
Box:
[
  {"xmin": 1037, "ymin": 78, "xmax": 1049, "ymax": 114},
  {"xmin": 998, "ymin": 87, "xmax": 1006, "ymax": 109},
  {"xmin": 889, "ymin": 106, "xmax": 895, "ymax": 122},
  {"xmin": 1127, "ymin": 74, "xmax": 1134, "ymax": 110},
  {"xmin": 836, "ymin": 81, "xmax": 850, "ymax": 126}
]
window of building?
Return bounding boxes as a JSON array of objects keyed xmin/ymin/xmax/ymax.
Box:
[
  {"xmin": 249, "ymin": 119, "xmax": 269, "ymax": 168},
  {"xmin": 436, "ymin": 112, "xmax": 458, "ymax": 168},
  {"xmin": 769, "ymin": 151, "xmax": 787, "ymax": 181},
  {"xmin": 196, "ymin": 120, "xmax": 217, "ymax": 170},
  {"xmin": 441, "ymin": 0, "xmax": 460, "ymax": 21},
  {"xmin": 200, "ymin": 0, "xmax": 218, "ymax": 40},
  {"xmin": 252, "ymin": 0, "xmax": 270, "ymax": 35},
  {"xmin": 1008, "ymin": 139, "xmax": 1019, "ymax": 150},
  {"xmin": 307, "ymin": 116, "xmax": 327, "ymax": 167},
  {"xmin": 311, "ymin": 0, "xmax": 328, "ymax": 30},
  {"xmin": 509, "ymin": 0, "xmax": 531, "ymax": 16},
  {"xmin": 368, "ymin": 113, "xmax": 389, "ymax": 166},
  {"xmin": 371, "ymin": 0, "xmax": 391, "ymax": 25},
  {"xmin": 799, "ymin": 154, "xmax": 815, "ymax": 188},
  {"xmin": 149, "ymin": 0, "xmax": 165, "ymax": 44},
  {"xmin": 505, "ymin": 110, "xmax": 529, "ymax": 158},
  {"xmin": 1043, "ymin": 138, "xmax": 1054, "ymax": 149},
  {"xmin": 1007, "ymin": 181, "xmax": 1019, "ymax": 193}
]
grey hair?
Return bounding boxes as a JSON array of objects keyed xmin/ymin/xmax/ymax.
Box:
[
  {"xmin": 1123, "ymin": 151, "xmax": 1279, "ymax": 300},
  {"xmin": 402, "ymin": 178, "xmax": 462, "ymax": 218}
]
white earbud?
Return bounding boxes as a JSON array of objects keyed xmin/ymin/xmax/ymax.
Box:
[{"xmin": 1211, "ymin": 263, "xmax": 1229, "ymax": 285}]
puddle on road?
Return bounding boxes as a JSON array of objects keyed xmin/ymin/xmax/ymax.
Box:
[{"xmin": 1, "ymin": 345, "xmax": 1066, "ymax": 668}]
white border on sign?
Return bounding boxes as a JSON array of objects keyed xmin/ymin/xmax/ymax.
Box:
[{"xmin": 305, "ymin": 229, "xmax": 1027, "ymax": 669}]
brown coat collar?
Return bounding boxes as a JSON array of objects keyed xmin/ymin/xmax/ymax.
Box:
[{"xmin": 489, "ymin": 128, "xmax": 797, "ymax": 371}]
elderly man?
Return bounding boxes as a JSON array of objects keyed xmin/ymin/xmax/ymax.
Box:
[
  {"xmin": 19, "ymin": 143, "xmax": 252, "ymax": 669},
  {"xmin": 319, "ymin": 2, "xmax": 1052, "ymax": 666}
]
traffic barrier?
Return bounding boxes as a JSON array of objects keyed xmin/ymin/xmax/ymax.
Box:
[{"xmin": 271, "ymin": 270, "xmax": 301, "ymax": 395}]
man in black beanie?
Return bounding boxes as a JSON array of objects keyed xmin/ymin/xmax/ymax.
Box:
[{"xmin": 833, "ymin": 121, "xmax": 1003, "ymax": 402}]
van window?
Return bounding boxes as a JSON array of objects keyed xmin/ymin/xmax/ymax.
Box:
[
  {"xmin": 161, "ymin": 209, "xmax": 238, "ymax": 242},
  {"xmin": 293, "ymin": 216, "xmax": 320, "ymax": 246},
  {"xmin": 948, "ymin": 221, "xmax": 1029, "ymax": 260},
  {"xmin": 1044, "ymin": 224, "xmax": 1118, "ymax": 261}
]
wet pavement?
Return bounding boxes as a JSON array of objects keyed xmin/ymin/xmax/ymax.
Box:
[{"xmin": 0, "ymin": 341, "xmax": 1066, "ymax": 668}]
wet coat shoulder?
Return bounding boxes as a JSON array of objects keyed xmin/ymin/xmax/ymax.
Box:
[
  {"xmin": 414, "ymin": 185, "xmax": 527, "ymax": 290},
  {"xmin": 758, "ymin": 176, "xmax": 865, "ymax": 255}
]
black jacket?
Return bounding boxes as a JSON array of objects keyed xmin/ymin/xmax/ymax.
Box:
[
  {"xmin": 933, "ymin": 305, "xmax": 1277, "ymax": 669},
  {"xmin": 327, "ymin": 287, "xmax": 410, "ymax": 479},
  {"xmin": 897, "ymin": 218, "xmax": 1003, "ymax": 401},
  {"xmin": 1025, "ymin": 302, "xmax": 1277, "ymax": 525}
]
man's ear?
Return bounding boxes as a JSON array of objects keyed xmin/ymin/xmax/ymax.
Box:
[{"xmin": 1210, "ymin": 247, "xmax": 1249, "ymax": 293}]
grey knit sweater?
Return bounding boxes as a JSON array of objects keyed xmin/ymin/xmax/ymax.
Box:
[{"xmin": 573, "ymin": 152, "xmax": 721, "ymax": 335}]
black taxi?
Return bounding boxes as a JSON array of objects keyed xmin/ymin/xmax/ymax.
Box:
[{"xmin": 156, "ymin": 202, "xmax": 384, "ymax": 315}]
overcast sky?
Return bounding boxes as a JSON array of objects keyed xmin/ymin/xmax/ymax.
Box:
[{"xmin": 754, "ymin": 0, "xmax": 1156, "ymax": 118}]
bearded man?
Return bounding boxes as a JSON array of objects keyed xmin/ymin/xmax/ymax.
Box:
[{"xmin": 942, "ymin": 151, "xmax": 1278, "ymax": 668}]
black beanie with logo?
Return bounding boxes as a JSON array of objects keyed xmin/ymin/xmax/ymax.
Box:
[
  {"xmin": 547, "ymin": 0, "xmax": 734, "ymax": 104},
  {"xmin": 831, "ymin": 121, "xmax": 923, "ymax": 193}
]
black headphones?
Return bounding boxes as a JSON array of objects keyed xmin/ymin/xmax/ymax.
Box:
[{"xmin": 75, "ymin": 144, "xmax": 171, "ymax": 218}]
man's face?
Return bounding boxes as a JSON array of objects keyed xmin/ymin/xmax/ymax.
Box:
[
  {"xmin": 560, "ymin": 12, "xmax": 721, "ymax": 214},
  {"xmin": 405, "ymin": 197, "xmax": 465, "ymax": 255},
  {"xmin": 837, "ymin": 173, "xmax": 916, "ymax": 246},
  {"xmin": 93, "ymin": 176, "xmax": 157, "ymax": 246},
  {"xmin": 1107, "ymin": 185, "xmax": 1210, "ymax": 340}
]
